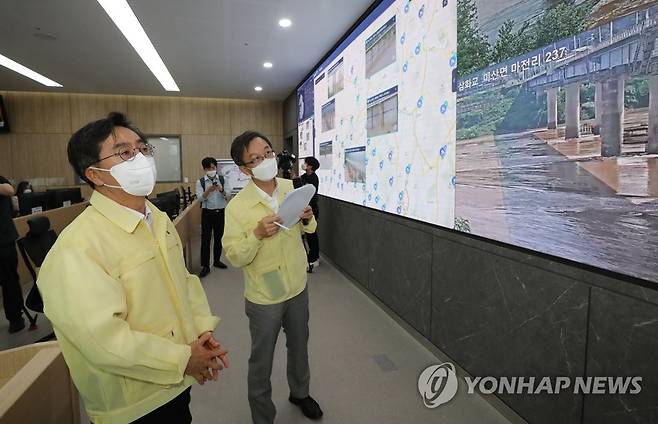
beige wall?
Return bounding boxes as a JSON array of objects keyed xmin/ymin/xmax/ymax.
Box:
[{"xmin": 0, "ymin": 91, "xmax": 283, "ymax": 193}]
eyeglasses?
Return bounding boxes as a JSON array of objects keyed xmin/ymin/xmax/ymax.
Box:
[
  {"xmin": 91, "ymin": 143, "xmax": 156, "ymax": 165},
  {"xmin": 244, "ymin": 150, "xmax": 276, "ymax": 167}
]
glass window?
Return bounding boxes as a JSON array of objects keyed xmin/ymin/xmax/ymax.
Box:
[{"xmin": 146, "ymin": 136, "xmax": 182, "ymax": 182}]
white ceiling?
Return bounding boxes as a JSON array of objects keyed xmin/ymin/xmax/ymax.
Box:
[{"xmin": 0, "ymin": 0, "xmax": 375, "ymax": 100}]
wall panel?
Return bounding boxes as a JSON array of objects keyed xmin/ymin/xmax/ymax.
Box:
[
  {"xmin": 182, "ymin": 134, "xmax": 233, "ymax": 181},
  {"xmin": 126, "ymin": 95, "xmax": 182, "ymax": 134},
  {"xmin": 2, "ymin": 91, "xmax": 283, "ymax": 189},
  {"xmin": 69, "ymin": 94, "xmax": 127, "ymax": 130},
  {"xmin": 10, "ymin": 133, "xmax": 71, "ymax": 185},
  {"xmin": 3, "ymin": 92, "xmax": 71, "ymax": 134},
  {"xmin": 180, "ymin": 97, "xmax": 231, "ymax": 135}
]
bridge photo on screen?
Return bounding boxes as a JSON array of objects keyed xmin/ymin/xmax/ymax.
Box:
[{"xmin": 456, "ymin": 0, "xmax": 658, "ymax": 282}]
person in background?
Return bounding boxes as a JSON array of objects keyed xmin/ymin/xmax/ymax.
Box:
[
  {"xmin": 196, "ymin": 157, "xmax": 228, "ymax": 278},
  {"xmin": 293, "ymin": 157, "xmax": 321, "ymax": 272},
  {"xmin": 16, "ymin": 181, "xmax": 33, "ymax": 196},
  {"xmin": 37, "ymin": 112, "xmax": 228, "ymax": 424},
  {"xmin": 12, "ymin": 180, "xmax": 33, "ymax": 215},
  {"xmin": 0, "ymin": 175, "xmax": 25, "ymax": 333},
  {"xmin": 223, "ymin": 131, "xmax": 323, "ymax": 424}
]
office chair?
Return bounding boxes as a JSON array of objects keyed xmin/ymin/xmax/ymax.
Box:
[{"xmin": 16, "ymin": 215, "xmax": 58, "ymax": 341}]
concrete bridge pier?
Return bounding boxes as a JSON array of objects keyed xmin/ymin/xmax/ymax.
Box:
[
  {"xmin": 600, "ymin": 78, "xmax": 625, "ymax": 157},
  {"xmin": 547, "ymin": 87, "xmax": 558, "ymax": 130},
  {"xmin": 565, "ymin": 83, "xmax": 581, "ymax": 139},
  {"xmin": 593, "ymin": 82, "xmax": 604, "ymax": 135},
  {"xmin": 648, "ymin": 74, "xmax": 658, "ymax": 154}
]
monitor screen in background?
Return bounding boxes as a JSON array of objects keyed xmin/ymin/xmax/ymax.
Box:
[
  {"xmin": 0, "ymin": 95, "xmax": 9, "ymax": 132},
  {"xmin": 297, "ymin": 0, "xmax": 457, "ymax": 228}
]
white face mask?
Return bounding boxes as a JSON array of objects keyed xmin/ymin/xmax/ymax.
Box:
[
  {"xmin": 206, "ymin": 170, "xmax": 217, "ymax": 178},
  {"xmin": 251, "ymin": 157, "xmax": 278, "ymax": 181},
  {"xmin": 91, "ymin": 153, "xmax": 157, "ymax": 196}
]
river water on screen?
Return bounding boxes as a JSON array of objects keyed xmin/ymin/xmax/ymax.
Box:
[{"xmin": 456, "ymin": 131, "xmax": 658, "ymax": 282}]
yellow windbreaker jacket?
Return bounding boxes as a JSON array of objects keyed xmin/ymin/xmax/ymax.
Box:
[
  {"xmin": 37, "ymin": 191, "xmax": 220, "ymax": 424},
  {"xmin": 222, "ymin": 178, "xmax": 317, "ymax": 305}
]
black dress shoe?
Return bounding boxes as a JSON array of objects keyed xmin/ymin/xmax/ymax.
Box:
[
  {"xmin": 213, "ymin": 261, "xmax": 228, "ymax": 269},
  {"xmin": 198, "ymin": 267, "xmax": 210, "ymax": 278},
  {"xmin": 9, "ymin": 318, "xmax": 25, "ymax": 334},
  {"xmin": 307, "ymin": 263, "xmax": 314, "ymax": 274},
  {"xmin": 289, "ymin": 395, "xmax": 323, "ymax": 420}
]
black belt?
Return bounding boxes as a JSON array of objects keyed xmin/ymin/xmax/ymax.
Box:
[{"xmin": 204, "ymin": 208, "xmax": 224, "ymax": 212}]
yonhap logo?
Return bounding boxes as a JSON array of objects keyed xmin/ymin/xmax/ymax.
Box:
[
  {"xmin": 418, "ymin": 362, "xmax": 459, "ymax": 408},
  {"xmin": 418, "ymin": 363, "xmax": 643, "ymax": 409}
]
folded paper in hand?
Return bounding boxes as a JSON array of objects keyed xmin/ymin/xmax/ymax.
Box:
[{"xmin": 279, "ymin": 184, "xmax": 316, "ymax": 228}]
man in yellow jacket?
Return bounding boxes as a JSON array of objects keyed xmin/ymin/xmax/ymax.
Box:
[
  {"xmin": 223, "ymin": 131, "xmax": 323, "ymax": 424},
  {"xmin": 37, "ymin": 112, "xmax": 228, "ymax": 424}
]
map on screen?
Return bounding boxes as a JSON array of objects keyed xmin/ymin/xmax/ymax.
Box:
[{"xmin": 297, "ymin": 0, "xmax": 457, "ymax": 227}]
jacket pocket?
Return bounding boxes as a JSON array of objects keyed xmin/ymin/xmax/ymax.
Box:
[{"xmin": 250, "ymin": 263, "xmax": 287, "ymax": 301}]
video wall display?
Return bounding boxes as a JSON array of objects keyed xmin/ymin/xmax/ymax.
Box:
[
  {"xmin": 298, "ymin": 0, "xmax": 658, "ymax": 282},
  {"xmin": 298, "ymin": 77, "xmax": 316, "ymax": 175},
  {"xmin": 455, "ymin": 0, "xmax": 658, "ymax": 282},
  {"xmin": 297, "ymin": 0, "xmax": 457, "ymax": 227}
]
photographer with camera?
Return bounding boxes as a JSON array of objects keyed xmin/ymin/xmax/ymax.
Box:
[
  {"xmin": 196, "ymin": 157, "xmax": 228, "ymax": 278},
  {"xmin": 277, "ymin": 150, "xmax": 297, "ymax": 180},
  {"xmin": 292, "ymin": 157, "xmax": 321, "ymax": 272}
]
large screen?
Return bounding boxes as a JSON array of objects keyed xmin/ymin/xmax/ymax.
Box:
[
  {"xmin": 297, "ymin": 0, "xmax": 457, "ymax": 228},
  {"xmin": 455, "ymin": 0, "xmax": 658, "ymax": 282},
  {"xmin": 297, "ymin": 0, "xmax": 658, "ymax": 283}
]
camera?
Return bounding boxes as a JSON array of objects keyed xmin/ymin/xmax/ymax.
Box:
[{"xmin": 277, "ymin": 150, "xmax": 297, "ymax": 179}]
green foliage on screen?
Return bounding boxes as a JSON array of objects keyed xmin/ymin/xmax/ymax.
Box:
[
  {"xmin": 454, "ymin": 217, "xmax": 472, "ymax": 233},
  {"xmin": 625, "ymin": 79, "xmax": 650, "ymax": 109},
  {"xmin": 457, "ymin": 0, "xmax": 491, "ymax": 77},
  {"xmin": 458, "ymin": 0, "xmax": 593, "ymax": 77},
  {"xmin": 532, "ymin": 3, "xmax": 589, "ymax": 49}
]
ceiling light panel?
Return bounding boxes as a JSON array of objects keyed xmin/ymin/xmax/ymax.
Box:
[
  {"xmin": 0, "ymin": 53, "xmax": 62, "ymax": 87},
  {"xmin": 97, "ymin": 0, "xmax": 180, "ymax": 91}
]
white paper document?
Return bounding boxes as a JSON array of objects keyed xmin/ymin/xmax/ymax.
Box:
[{"xmin": 278, "ymin": 184, "xmax": 316, "ymax": 228}]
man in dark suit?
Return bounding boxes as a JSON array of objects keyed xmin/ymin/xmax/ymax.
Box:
[{"xmin": 0, "ymin": 175, "xmax": 25, "ymax": 333}]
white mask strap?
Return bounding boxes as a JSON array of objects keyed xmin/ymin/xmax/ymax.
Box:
[{"xmin": 89, "ymin": 166, "xmax": 119, "ymax": 189}]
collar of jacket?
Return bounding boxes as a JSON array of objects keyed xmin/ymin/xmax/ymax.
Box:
[
  {"xmin": 241, "ymin": 178, "xmax": 289, "ymax": 209},
  {"xmin": 90, "ymin": 190, "xmax": 155, "ymax": 234}
]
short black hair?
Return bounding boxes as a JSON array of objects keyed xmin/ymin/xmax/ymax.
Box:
[
  {"xmin": 68, "ymin": 112, "xmax": 146, "ymax": 188},
  {"xmin": 16, "ymin": 181, "xmax": 32, "ymax": 196},
  {"xmin": 305, "ymin": 156, "xmax": 320, "ymax": 171},
  {"xmin": 201, "ymin": 157, "xmax": 217, "ymax": 169},
  {"xmin": 230, "ymin": 131, "xmax": 272, "ymax": 166}
]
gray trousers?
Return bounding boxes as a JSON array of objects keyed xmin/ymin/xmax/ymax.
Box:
[{"xmin": 245, "ymin": 287, "xmax": 311, "ymax": 424}]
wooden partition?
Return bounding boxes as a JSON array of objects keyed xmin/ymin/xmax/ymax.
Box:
[
  {"xmin": 11, "ymin": 197, "xmax": 203, "ymax": 288},
  {"xmin": 173, "ymin": 200, "xmax": 202, "ymax": 270},
  {"xmin": 13, "ymin": 201, "xmax": 89, "ymax": 288},
  {"xmin": 0, "ymin": 341, "xmax": 80, "ymax": 424}
]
